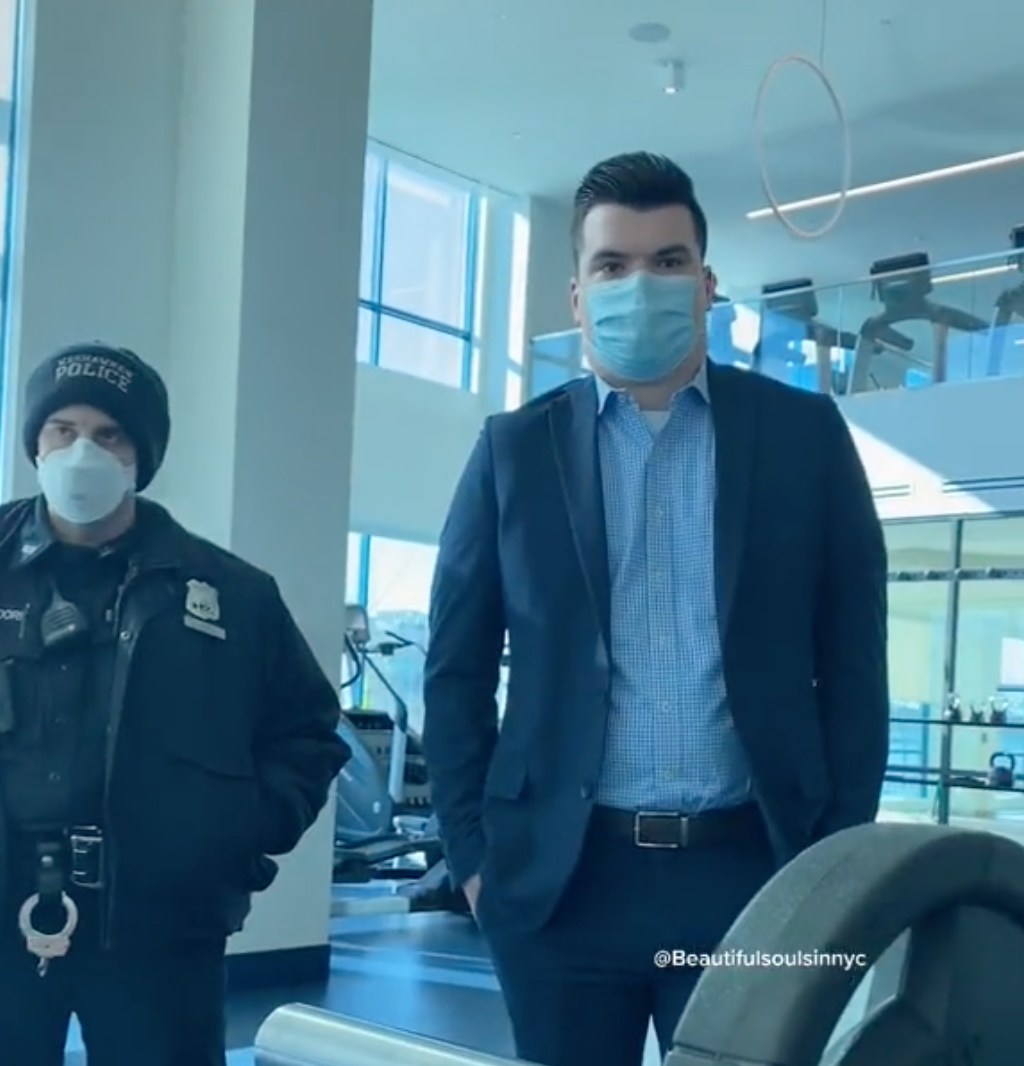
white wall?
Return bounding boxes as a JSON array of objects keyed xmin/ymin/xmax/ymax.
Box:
[
  {"xmin": 840, "ymin": 376, "xmax": 1024, "ymax": 519},
  {"xmin": 524, "ymin": 195, "xmax": 575, "ymax": 341},
  {"xmin": 350, "ymin": 363, "xmax": 485, "ymax": 543}
]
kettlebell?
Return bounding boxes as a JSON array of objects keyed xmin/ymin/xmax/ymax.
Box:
[
  {"xmin": 969, "ymin": 705, "xmax": 985, "ymax": 724},
  {"xmin": 944, "ymin": 694, "xmax": 962, "ymax": 723},
  {"xmin": 989, "ymin": 698, "xmax": 1009, "ymax": 726},
  {"xmin": 988, "ymin": 752, "xmax": 1016, "ymax": 789}
]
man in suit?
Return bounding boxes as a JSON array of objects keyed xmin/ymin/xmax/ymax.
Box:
[{"xmin": 423, "ymin": 152, "xmax": 888, "ymax": 1066}]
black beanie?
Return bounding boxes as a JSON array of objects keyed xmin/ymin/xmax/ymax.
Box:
[{"xmin": 22, "ymin": 342, "xmax": 171, "ymax": 492}]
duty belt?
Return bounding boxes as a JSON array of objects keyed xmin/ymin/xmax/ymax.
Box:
[{"xmin": 16, "ymin": 825, "xmax": 105, "ymax": 977}]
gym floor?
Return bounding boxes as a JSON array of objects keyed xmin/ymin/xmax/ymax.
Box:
[
  {"xmin": 61, "ymin": 894, "xmax": 874, "ymax": 1064},
  {"xmin": 60, "ymin": 906, "xmax": 658, "ymax": 1065}
]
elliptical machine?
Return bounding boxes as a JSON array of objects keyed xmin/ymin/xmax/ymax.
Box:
[
  {"xmin": 333, "ymin": 605, "xmax": 468, "ymax": 915},
  {"xmin": 334, "ymin": 605, "xmax": 439, "ymax": 877}
]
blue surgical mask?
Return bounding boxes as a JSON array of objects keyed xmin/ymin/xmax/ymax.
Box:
[
  {"xmin": 37, "ymin": 437, "xmax": 136, "ymax": 526},
  {"xmin": 583, "ymin": 272, "xmax": 699, "ymax": 383}
]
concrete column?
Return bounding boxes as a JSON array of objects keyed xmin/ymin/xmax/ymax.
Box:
[{"xmin": 160, "ymin": 0, "xmax": 372, "ymax": 970}]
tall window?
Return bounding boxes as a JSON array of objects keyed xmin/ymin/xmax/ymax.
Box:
[
  {"xmin": 345, "ymin": 533, "xmax": 437, "ymax": 736},
  {"xmin": 359, "ymin": 148, "xmax": 480, "ymax": 390},
  {"xmin": 0, "ymin": 0, "xmax": 22, "ymax": 465}
]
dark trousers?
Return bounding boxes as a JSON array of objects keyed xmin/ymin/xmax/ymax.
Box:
[
  {"xmin": 481, "ymin": 815, "xmax": 776, "ymax": 1066},
  {"xmin": 0, "ymin": 896, "xmax": 228, "ymax": 1066}
]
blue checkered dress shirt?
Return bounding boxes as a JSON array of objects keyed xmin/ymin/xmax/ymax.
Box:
[{"xmin": 592, "ymin": 365, "xmax": 752, "ymax": 812}]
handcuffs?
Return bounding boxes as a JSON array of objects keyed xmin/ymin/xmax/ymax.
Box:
[
  {"xmin": 18, "ymin": 889, "xmax": 79, "ymax": 976},
  {"xmin": 16, "ymin": 841, "xmax": 88, "ymax": 976}
]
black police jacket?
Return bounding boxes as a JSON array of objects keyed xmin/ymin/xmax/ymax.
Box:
[{"xmin": 0, "ymin": 497, "xmax": 350, "ymax": 944}]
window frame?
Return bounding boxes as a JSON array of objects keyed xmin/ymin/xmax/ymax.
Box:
[{"xmin": 360, "ymin": 148, "xmax": 480, "ymax": 390}]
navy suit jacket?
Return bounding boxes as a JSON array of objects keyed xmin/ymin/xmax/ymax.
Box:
[{"xmin": 423, "ymin": 363, "xmax": 889, "ymax": 933}]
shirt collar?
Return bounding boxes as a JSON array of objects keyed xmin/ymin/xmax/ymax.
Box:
[
  {"xmin": 593, "ymin": 358, "xmax": 710, "ymax": 413},
  {"xmin": 14, "ymin": 495, "xmax": 142, "ymax": 568}
]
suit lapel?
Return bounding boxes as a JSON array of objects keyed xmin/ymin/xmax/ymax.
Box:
[
  {"xmin": 708, "ymin": 363, "xmax": 759, "ymax": 639},
  {"xmin": 548, "ymin": 379, "xmax": 611, "ymax": 647}
]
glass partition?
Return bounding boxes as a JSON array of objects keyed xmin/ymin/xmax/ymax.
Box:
[
  {"xmin": 948, "ymin": 579, "xmax": 1024, "ymax": 823},
  {"xmin": 884, "ymin": 520, "xmax": 956, "ymax": 572},
  {"xmin": 960, "ymin": 515, "xmax": 1024, "ymax": 570},
  {"xmin": 882, "ymin": 512, "xmax": 1024, "ymax": 837},
  {"xmin": 527, "ymin": 244, "xmax": 1024, "ymax": 400},
  {"xmin": 883, "ymin": 581, "xmax": 949, "ymax": 816},
  {"xmin": 733, "ymin": 247, "xmax": 1024, "ymax": 397}
]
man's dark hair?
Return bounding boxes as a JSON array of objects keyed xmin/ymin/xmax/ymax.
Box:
[{"xmin": 571, "ymin": 152, "xmax": 708, "ymax": 261}]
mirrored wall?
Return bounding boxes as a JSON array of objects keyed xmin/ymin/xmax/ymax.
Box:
[{"xmin": 883, "ymin": 514, "xmax": 1024, "ymax": 831}]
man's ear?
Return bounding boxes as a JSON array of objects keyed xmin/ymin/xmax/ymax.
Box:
[{"xmin": 570, "ymin": 278, "xmax": 582, "ymax": 327}]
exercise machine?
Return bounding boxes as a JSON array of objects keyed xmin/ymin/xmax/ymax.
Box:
[
  {"xmin": 333, "ymin": 606, "xmax": 469, "ymax": 915},
  {"xmin": 333, "ymin": 605, "xmax": 441, "ymax": 885},
  {"xmin": 986, "ymin": 224, "xmax": 1024, "ymax": 377},
  {"xmin": 256, "ymin": 821, "xmax": 1024, "ymax": 1065},
  {"xmin": 848, "ymin": 252, "xmax": 989, "ymax": 394},
  {"xmin": 756, "ymin": 278, "xmax": 858, "ymax": 394}
]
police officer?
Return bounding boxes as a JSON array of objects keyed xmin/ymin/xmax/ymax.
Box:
[{"xmin": 0, "ymin": 342, "xmax": 350, "ymax": 1066}]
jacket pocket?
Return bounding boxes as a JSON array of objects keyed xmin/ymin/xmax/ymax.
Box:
[{"xmin": 142, "ymin": 730, "xmax": 261, "ymax": 892}]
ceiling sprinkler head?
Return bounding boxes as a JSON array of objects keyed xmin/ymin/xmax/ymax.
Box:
[{"xmin": 662, "ymin": 60, "xmax": 685, "ymax": 94}]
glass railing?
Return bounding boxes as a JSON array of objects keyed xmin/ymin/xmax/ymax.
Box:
[
  {"xmin": 716, "ymin": 247, "xmax": 1024, "ymax": 396},
  {"xmin": 526, "ymin": 246, "xmax": 1024, "ymax": 401}
]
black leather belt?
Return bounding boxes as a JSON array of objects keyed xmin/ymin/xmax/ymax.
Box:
[
  {"xmin": 14, "ymin": 826, "xmax": 106, "ymax": 893},
  {"xmin": 591, "ymin": 803, "xmax": 762, "ymax": 849}
]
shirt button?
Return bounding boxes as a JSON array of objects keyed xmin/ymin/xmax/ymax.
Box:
[
  {"xmin": 119, "ymin": 630, "xmax": 131, "ymax": 642},
  {"xmin": 580, "ymin": 784, "xmax": 593, "ymax": 800},
  {"xmin": 48, "ymin": 772, "xmax": 61, "ymax": 783}
]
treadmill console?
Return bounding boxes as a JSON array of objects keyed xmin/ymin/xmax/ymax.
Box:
[
  {"xmin": 761, "ymin": 277, "xmax": 818, "ymax": 322},
  {"xmin": 1010, "ymin": 223, "xmax": 1024, "ymax": 272},
  {"xmin": 870, "ymin": 252, "xmax": 933, "ymax": 312}
]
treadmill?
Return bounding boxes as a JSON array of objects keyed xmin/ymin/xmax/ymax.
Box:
[
  {"xmin": 757, "ymin": 278, "xmax": 857, "ymax": 394},
  {"xmin": 986, "ymin": 223, "xmax": 1024, "ymax": 377},
  {"xmin": 849, "ymin": 252, "xmax": 989, "ymax": 394}
]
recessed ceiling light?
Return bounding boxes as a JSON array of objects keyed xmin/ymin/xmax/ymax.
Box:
[{"xmin": 629, "ymin": 22, "xmax": 671, "ymax": 44}]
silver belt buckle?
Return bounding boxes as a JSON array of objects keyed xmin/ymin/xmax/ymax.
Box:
[{"xmin": 633, "ymin": 811, "xmax": 689, "ymax": 848}]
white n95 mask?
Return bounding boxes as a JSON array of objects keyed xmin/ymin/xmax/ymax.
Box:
[{"xmin": 37, "ymin": 437, "xmax": 136, "ymax": 526}]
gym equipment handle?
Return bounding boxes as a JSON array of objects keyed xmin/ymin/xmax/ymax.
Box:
[{"xmin": 254, "ymin": 1004, "xmax": 529, "ymax": 1066}]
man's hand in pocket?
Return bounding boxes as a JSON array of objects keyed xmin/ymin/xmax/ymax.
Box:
[{"xmin": 463, "ymin": 873, "xmax": 482, "ymax": 919}]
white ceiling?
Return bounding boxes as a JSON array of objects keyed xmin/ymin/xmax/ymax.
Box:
[{"xmin": 369, "ymin": 0, "xmax": 1024, "ymax": 296}]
